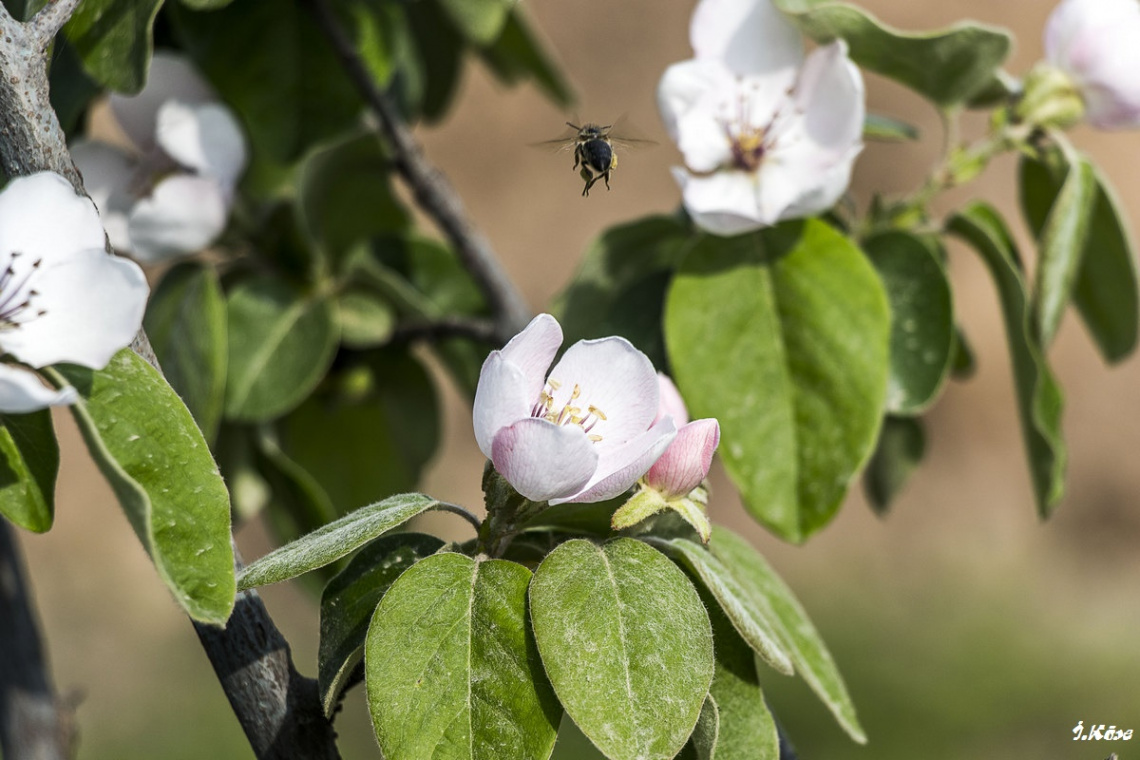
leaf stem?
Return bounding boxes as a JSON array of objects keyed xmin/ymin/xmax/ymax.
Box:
[
  {"xmin": 390, "ymin": 316, "xmax": 499, "ymax": 345},
  {"xmin": 434, "ymin": 502, "xmax": 484, "ymax": 535}
]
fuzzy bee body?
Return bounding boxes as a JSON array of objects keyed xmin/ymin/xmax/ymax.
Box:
[{"xmin": 535, "ymin": 121, "xmax": 653, "ymax": 197}]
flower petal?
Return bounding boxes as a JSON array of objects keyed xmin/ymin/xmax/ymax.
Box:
[
  {"xmin": 499, "ymin": 313, "xmax": 563, "ymax": 397},
  {"xmin": 1045, "ymin": 0, "xmax": 1138, "ymax": 66},
  {"xmin": 491, "ymin": 418, "xmax": 598, "ymax": 502},
  {"xmin": 658, "ymin": 59, "xmax": 736, "ymax": 142},
  {"xmin": 3, "ymin": 248, "xmax": 147, "ymax": 369},
  {"xmin": 71, "ymin": 140, "xmax": 136, "ymax": 253},
  {"xmin": 793, "ymin": 41, "xmax": 865, "ymax": 155},
  {"xmin": 544, "ymin": 335, "xmax": 659, "ymax": 453},
  {"xmin": 673, "ymin": 167, "xmax": 769, "ymax": 235},
  {"xmin": 0, "ymin": 365, "xmax": 76, "ymax": 413},
  {"xmin": 0, "ymin": 173, "xmax": 106, "ymax": 266},
  {"xmin": 645, "ymin": 418, "xmax": 720, "ymax": 499},
  {"xmin": 1068, "ymin": 25, "xmax": 1140, "ymax": 129},
  {"xmin": 691, "ymin": 0, "xmax": 804, "ymax": 76},
  {"xmin": 126, "ymin": 175, "xmax": 229, "ymax": 262},
  {"xmin": 552, "ymin": 417, "xmax": 678, "ymax": 505},
  {"xmin": 472, "ymin": 352, "xmax": 535, "ymax": 459},
  {"xmin": 654, "ymin": 373, "xmax": 689, "ymax": 426},
  {"xmin": 156, "ymin": 100, "xmax": 248, "ymax": 187},
  {"xmin": 110, "ymin": 52, "xmax": 214, "ymax": 151}
]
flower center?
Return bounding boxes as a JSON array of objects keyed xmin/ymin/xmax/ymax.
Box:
[
  {"xmin": 531, "ymin": 378, "xmax": 608, "ymax": 443},
  {"xmin": 0, "ymin": 251, "xmax": 45, "ymax": 331},
  {"xmin": 721, "ymin": 83, "xmax": 800, "ymax": 173}
]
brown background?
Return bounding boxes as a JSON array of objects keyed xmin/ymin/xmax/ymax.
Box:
[{"xmin": 19, "ymin": 0, "xmax": 1140, "ymax": 757}]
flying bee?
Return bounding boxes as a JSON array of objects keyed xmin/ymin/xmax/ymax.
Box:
[{"xmin": 534, "ymin": 121, "xmax": 655, "ymax": 197}]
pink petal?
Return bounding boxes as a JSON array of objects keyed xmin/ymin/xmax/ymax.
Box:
[
  {"xmin": 553, "ymin": 417, "xmax": 678, "ymax": 505},
  {"xmin": 654, "ymin": 373, "xmax": 690, "ymax": 426},
  {"xmin": 645, "ymin": 419, "xmax": 720, "ymax": 499},
  {"xmin": 472, "ymin": 352, "xmax": 534, "ymax": 459},
  {"xmin": 499, "ymin": 313, "xmax": 563, "ymax": 402},
  {"xmin": 491, "ymin": 418, "xmax": 598, "ymax": 502}
]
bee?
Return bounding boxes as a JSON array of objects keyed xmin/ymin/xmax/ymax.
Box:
[{"xmin": 535, "ymin": 121, "xmax": 655, "ymax": 197}]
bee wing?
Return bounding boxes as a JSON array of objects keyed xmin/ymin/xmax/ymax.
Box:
[
  {"xmin": 529, "ymin": 136, "xmax": 578, "ymax": 153},
  {"xmin": 609, "ymin": 135, "xmax": 659, "ymax": 153}
]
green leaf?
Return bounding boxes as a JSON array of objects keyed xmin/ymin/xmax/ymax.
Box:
[
  {"xmin": 335, "ymin": 288, "xmax": 395, "ymax": 348},
  {"xmin": 694, "ymin": 581, "xmax": 780, "ymax": 759},
  {"xmin": 677, "ymin": 696, "xmax": 720, "ymax": 760},
  {"xmin": 0, "ymin": 411, "xmax": 58, "ymax": 533},
  {"xmin": 319, "ymin": 532, "xmax": 443, "ymax": 716},
  {"xmin": 1020, "ymin": 152, "xmax": 1139, "ymax": 362},
  {"xmin": 366, "ymin": 553, "xmax": 561, "ymax": 760},
  {"xmin": 863, "ymin": 113, "xmax": 918, "ymax": 142},
  {"xmin": 144, "ymin": 261, "xmax": 227, "ymax": 442},
  {"xmin": 52, "ymin": 351, "xmax": 235, "ymax": 624},
  {"xmin": 250, "ymin": 426, "xmax": 337, "ymax": 546},
  {"xmin": 664, "ymin": 221, "xmax": 890, "ymax": 542},
  {"xmin": 179, "ymin": 0, "xmax": 233, "ymax": 9},
  {"xmin": 407, "ymin": 0, "xmax": 467, "ymax": 121},
  {"xmin": 50, "ymin": 37, "xmax": 101, "ymax": 137},
  {"xmin": 863, "ymin": 230, "xmax": 954, "ymax": 414},
  {"xmin": 63, "ymin": 0, "xmax": 163, "ymax": 93},
  {"xmin": 224, "ymin": 275, "xmax": 339, "ymax": 422},
  {"xmin": 170, "ymin": 0, "xmax": 362, "ymax": 161},
  {"xmin": 774, "ymin": 0, "xmax": 1011, "ymax": 107},
  {"xmin": 710, "ymin": 529, "xmax": 865, "ymax": 743},
  {"xmin": 556, "ymin": 215, "xmax": 694, "ymax": 370},
  {"xmin": 654, "ymin": 538, "xmax": 793, "ymax": 675},
  {"xmin": 435, "ymin": 0, "xmax": 512, "ymax": 45},
  {"xmin": 863, "ymin": 415, "xmax": 926, "ymax": 515},
  {"xmin": 951, "ymin": 324, "xmax": 977, "ymax": 379},
  {"xmin": 278, "ymin": 350, "xmax": 440, "ymax": 516},
  {"xmin": 948, "ymin": 203, "xmax": 1066, "ymax": 518},
  {"xmin": 478, "ymin": 9, "xmax": 574, "ymax": 107},
  {"xmin": 298, "ymin": 133, "xmax": 410, "ymax": 264},
  {"xmin": 236, "ymin": 492, "xmax": 438, "ymax": 589},
  {"xmin": 529, "ymin": 538, "xmax": 714, "ymax": 760},
  {"xmin": 214, "ymin": 423, "xmax": 271, "ymax": 521}
]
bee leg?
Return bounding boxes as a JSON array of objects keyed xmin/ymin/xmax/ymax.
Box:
[
  {"xmin": 572, "ymin": 150, "xmax": 580, "ymax": 171},
  {"xmin": 603, "ymin": 171, "xmax": 612, "ymax": 191},
  {"xmin": 580, "ymin": 166, "xmax": 595, "ymax": 197}
]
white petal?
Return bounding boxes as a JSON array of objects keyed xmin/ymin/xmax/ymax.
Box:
[
  {"xmin": 0, "ymin": 173, "xmax": 106, "ymax": 266},
  {"xmin": 0, "ymin": 364, "xmax": 76, "ymax": 413},
  {"xmin": 552, "ymin": 417, "xmax": 677, "ymax": 505},
  {"xmin": 110, "ymin": 52, "xmax": 214, "ymax": 151},
  {"xmin": 3, "ymin": 248, "xmax": 147, "ymax": 368},
  {"xmin": 156, "ymin": 101, "xmax": 248, "ymax": 187},
  {"xmin": 127, "ymin": 175, "xmax": 228, "ymax": 262},
  {"xmin": 657, "ymin": 59, "xmax": 736, "ymax": 141},
  {"xmin": 645, "ymin": 418, "xmax": 720, "ymax": 499},
  {"xmin": 676, "ymin": 109, "xmax": 734, "ymax": 174},
  {"xmin": 793, "ymin": 41, "xmax": 865, "ymax": 154},
  {"xmin": 691, "ymin": 0, "xmax": 804, "ymax": 76},
  {"xmin": 544, "ymin": 335, "xmax": 659, "ymax": 454},
  {"xmin": 499, "ymin": 313, "xmax": 563, "ymax": 402},
  {"xmin": 491, "ymin": 418, "xmax": 598, "ymax": 502},
  {"xmin": 1045, "ymin": 0, "xmax": 1138, "ymax": 66},
  {"xmin": 71, "ymin": 141, "xmax": 137, "ymax": 253},
  {"xmin": 1069, "ymin": 25, "xmax": 1140, "ymax": 129},
  {"xmin": 777, "ymin": 144, "xmax": 861, "ymax": 221},
  {"xmin": 673, "ymin": 167, "xmax": 769, "ymax": 235},
  {"xmin": 654, "ymin": 373, "xmax": 689, "ymax": 426},
  {"xmin": 472, "ymin": 352, "xmax": 534, "ymax": 459}
]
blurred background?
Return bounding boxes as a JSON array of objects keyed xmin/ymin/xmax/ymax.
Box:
[{"xmin": 16, "ymin": 0, "xmax": 1140, "ymax": 757}]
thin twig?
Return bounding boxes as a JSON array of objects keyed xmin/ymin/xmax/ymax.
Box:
[
  {"xmin": 434, "ymin": 502, "xmax": 485, "ymax": 535},
  {"xmin": 390, "ymin": 316, "xmax": 499, "ymax": 345},
  {"xmin": 306, "ymin": 0, "xmax": 532, "ymax": 344},
  {"xmin": 29, "ymin": 0, "xmax": 80, "ymax": 48}
]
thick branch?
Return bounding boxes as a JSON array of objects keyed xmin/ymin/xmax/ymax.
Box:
[
  {"xmin": 0, "ymin": 13, "xmax": 341, "ymax": 760},
  {"xmin": 306, "ymin": 0, "xmax": 532, "ymax": 344},
  {"xmin": 0, "ymin": 521, "xmax": 74, "ymax": 760},
  {"xmin": 29, "ymin": 0, "xmax": 80, "ymax": 48}
]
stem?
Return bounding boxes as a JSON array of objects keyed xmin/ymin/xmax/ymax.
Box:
[
  {"xmin": 0, "ymin": 10, "xmax": 342, "ymax": 759},
  {"xmin": 390, "ymin": 316, "xmax": 499, "ymax": 345},
  {"xmin": 0, "ymin": 520, "xmax": 74, "ymax": 760},
  {"xmin": 305, "ymin": 0, "xmax": 532, "ymax": 345},
  {"xmin": 434, "ymin": 502, "xmax": 484, "ymax": 535}
]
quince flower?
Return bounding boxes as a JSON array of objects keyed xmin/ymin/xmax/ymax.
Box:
[
  {"xmin": 1043, "ymin": 0, "xmax": 1140, "ymax": 130},
  {"xmin": 473, "ymin": 314, "xmax": 677, "ymax": 504},
  {"xmin": 658, "ymin": 0, "xmax": 864, "ymax": 235},
  {"xmin": 612, "ymin": 374, "xmax": 720, "ymax": 542},
  {"xmin": 72, "ymin": 52, "xmax": 247, "ymax": 263},
  {"xmin": 0, "ymin": 173, "xmax": 148, "ymax": 412}
]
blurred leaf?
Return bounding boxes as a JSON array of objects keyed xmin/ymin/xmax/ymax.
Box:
[
  {"xmin": 251, "ymin": 425, "xmax": 337, "ymax": 547},
  {"xmin": 655, "ymin": 537, "xmax": 793, "ymax": 675},
  {"xmin": 408, "ymin": 0, "xmax": 466, "ymax": 121},
  {"xmin": 366, "ymin": 554, "xmax": 561, "ymax": 759},
  {"xmin": 63, "ymin": 0, "xmax": 163, "ymax": 93},
  {"xmin": 335, "ymin": 288, "xmax": 395, "ymax": 348},
  {"xmin": 214, "ymin": 423, "xmax": 270, "ymax": 521},
  {"xmin": 665, "ymin": 221, "xmax": 889, "ymax": 542},
  {"xmin": 951, "ymin": 324, "xmax": 976, "ymax": 379},
  {"xmin": 774, "ymin": 0, "xmax": 1011, "ymax": 107},
  {"xmin": 278, "ymin": 350, "xmax": 440, "ymax": 516},
  {"xmin": 170, "ymin": 0, "xmax": 361, "ymax": 161},
  {"xmin": 863, "ymin": 415, "xmax": 925, "ymax": 515},
  {"xmin": 53, "ymin": 351, "xmax": 235, "ymax": 624},
  {"xmin": 179, "ymin": 0, "xmax": 233, "ymax": 8},
  {"xmin": 478, "ymin": 9, "xmax": 574, "ymax": 107},
  {"xmin": 319, "ymin": 531, "xmax": 443, "ymax": 716},
  {"xmin": 863, "ymin": 113, "xmax": 918, "ymax": 142},
  {"xmin": 0, "ymin": 411, "xmax": 57, "ymax": 533},
  {"xmin": 947, "ymin": 203, "xmax": 1066, "ymax": 518},
  {"xmin": 435, "ymin": 0, "xmax": 512, "ymax": 45},
  {"xmin": 1, "ymin": 0, "xmax": 45, "ymax": 21},
  {"xmin": 710, "ymin": 528, "xmax": 865, "ymax": 743},
  {"xmin": 693, "ymin": 581, "xmax": 780, "ymax": 759},
  {"xmin": 965, "ymin": 69, "xmax": 1016, "ymax": 109},
  {"xmin": 677, "ymin": 696, "xmax": 720, "ymax": 760},
  {"xmin": 50, "ymin": 37, "xmax": 101, "ymax": 137},
  {"xmin": 863, "ymin": 230, "xmax": 954, "ymax": 414},
  {"xmin": 529, "ymin": 538, "xmax": 714, "ymax": 760},
  {"xmin": 1020, "ymin": 151, "xmax": 1139, "ymax": 363},
  {"xmin": 224, "ymin": 275, "xmax": 339, "ymax": 422},
  {"xmin": 298, "ymin": 132, "xmax": 410, "ymax": 265},
  {"xmin": 144, "ymin": 261, "xmax": 227, "ymax": 442},
  {"xmin": 556, "ymin": 215, "xmax": 694, "ymax": 370},
  {"xmin": 236, "ymin": 492, "xmax": 438, "ymax": 589}
]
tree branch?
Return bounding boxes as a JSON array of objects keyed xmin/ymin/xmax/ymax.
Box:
[
  {"xmin": 390, "ymin": 315, "xmax": 499, "ymax": 345},
  {"xmin": 0, "ymin": 13, "xmax": 341, "ymax": 760},
  {"xmin": 0, "ymin": 520, "xmax": 74, "ymax": 760},
  {"xmin": 29, "ymin": 0, "xmax": 80, "ymax": 49},
  {"xmin": 306, "ymin": 0, "xmax": 532, "ymax": 344}
]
